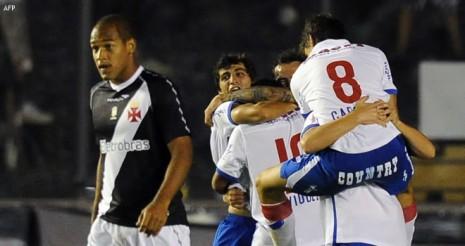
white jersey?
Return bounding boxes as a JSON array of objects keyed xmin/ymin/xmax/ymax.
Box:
[
  {"xmin": 325, "ymin": 185, "xmax": 407, "ymax": 245},
  {"xmin": 292, "ymin": 39, "xmax": 400, "ymax": 153},
  {"xmin": 217, "ymin": 112, "xmax": 325, "ymax": 246},
  {"xmin": 210, "ymin": 101, "xmax": 237, "ymax": 163}
]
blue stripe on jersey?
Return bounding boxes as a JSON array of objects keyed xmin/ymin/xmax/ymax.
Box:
[
  {"xmin": 384, "ymin": 89, "xmax": 397, "ymax": 95},
  {"xmin": 216, "ymin": 168, "xmax": 239, "ymax": 183},
  {"xmin": 227, "ymin": 100, "xmax": 238, "ymax": 125},
  {"xmin": 334, "ymin": 243, "xmax": 375, "ymax": 246},
  {"xmin": 331, "ymin": 195, "xmax": 338, "ymax": 244},
  {"xmin": 301, "ymin": 111, "xmax": 311, "ymax": 119},
  {"xmin": 301, "ymin": 123, "xmax": 319, "ymax": 138}
]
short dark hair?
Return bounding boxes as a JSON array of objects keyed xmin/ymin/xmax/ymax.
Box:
[
  {"xmin": 213, "ymin": 53, "xmax": 256, "ymax": 90},
  {"xmin": 299, "ymin": 14, "xmax": 346, "ymax": 51},
  {"xmin": 253, "ymin": 78, "xmax": 285, "ymax": 88},
  {"xmin": 274, "ymin": 48, "xmax": 306, "ymax": 68},
  {"xmin": 95, "ymin": 14, "xmax": 136, "ymax": 41}
]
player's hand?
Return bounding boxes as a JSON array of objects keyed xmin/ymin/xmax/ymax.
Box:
[
  {"xmin": 387, "ymin": 102, "xmax": 401, "ymax": 128},
  {"xmin": 224, "ymin": 188, "xmax": 247, "ymax": 209},
  {"xmin": 136, "ymin": 201, "xmax": 170, "ymax": 236},
  {"xmin": 204, "ymin": 95, "xmax": 223, "ymax": 127},
  {"xmin": 353, "ymin": 96, "xmax": 390, "ymax": 127}
]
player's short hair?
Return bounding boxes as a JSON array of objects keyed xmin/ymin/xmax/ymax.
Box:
[
  {"xmin": 94, "ymin": 14, "xmax": 136, "ymax": 41},
  {"xmin": 274, "ymin": 49, "xmax": 306, "ymax": 68},
  {"xmin": 213, "ymin": 53, "xmax": 257, "ymax": 90},
  {"xmin": 299, "ymin": 14, "xmax": 346, "ymax": 51},
  {"xmin": 253, "ymin": 78, "xmax": 286, "ymax": 88}
]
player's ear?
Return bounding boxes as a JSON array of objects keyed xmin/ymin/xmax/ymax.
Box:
[{"xmin": 127, "ymin": 38, "xmax": 136, "ymax": 54}]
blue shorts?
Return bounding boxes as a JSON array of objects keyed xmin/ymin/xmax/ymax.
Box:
[
  {"xmin": 212, "ymin": 213, "xmax": 256, "ymax": 246},
  {"xmin": 281, "ymin": 135, "xmax": 413, "ymax": 196}
]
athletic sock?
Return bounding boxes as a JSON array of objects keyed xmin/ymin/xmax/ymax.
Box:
[
  {"xmin": 403, "ymin": 203, "xmax": 417, "ymax": 223},
  {"xmin": 261, "ymin": 200, "xmax": 296, "ymax": 246}
]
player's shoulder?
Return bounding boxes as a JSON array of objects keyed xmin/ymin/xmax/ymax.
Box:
[
  {"xmin": 217, "ymin": 101, "xmax": 236, "ymax": 111},
  {"xmin": 140, "ymin": 68, "xmax": 179, "ymax": 94},
  {"xmin": 213, "ymin": 101, "xmax": 237, "ymax": 126},
  {"xmin": 90, "ymin": 80, "xmax": 107, "ymax": 95},
  {"xmin": 355, "ymin": 43, "xmax": 386, "ymax": 57},
  {"xmin": 140, "ymin": 68, "xmax": 170, "ymax": 85}
]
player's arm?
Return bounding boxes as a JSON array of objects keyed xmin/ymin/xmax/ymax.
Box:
[
  {"xmin": 91, "ymin": 154, "xmax": 103, "ymax": 223},
  {"xmin": 137, "ymin": 79, "xmax": 193, "ymax": 235},
  {"xmin": 301, "ymin": 97, "xmax": 389, "ymax": 153},
  {"xmin": 137, "ymin": 136, "xmax": 193, "ymax": 235},
  {"xmin": 213, "ymin": 128, "xmax": 248, "ymax": 208},
  {"xmin": 221, "ymin": 86, "xmax": 296, "ymax": 103},
  {"xmin": 212, "ymin": 173, "xmax": 248, "ymax": 209},
  {"xmin": 204, "ymin": 94, "xmax": 223, "ymax": 127},
  {"xmin": 396, "ymin": 121, "xmax": 436, "ymax": 159},
  {"xmin": 211, "ymin": 172, "xmax": 230, "ymax": 194},
  {"xmin": 231, "ymin": 101, "xmax": 297, "ymax": 124},
  {"xmin": 388, "ymin": 96, "xmax": 435, "ymax": 159}
]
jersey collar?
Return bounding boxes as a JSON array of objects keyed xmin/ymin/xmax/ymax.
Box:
[
  {"xmin": 109, "ymin": 66, "xmax": 144, "ymax": 92},
  {"xmin": 308, "ymin": 39, "xmax": 350, "ymax": 57}
]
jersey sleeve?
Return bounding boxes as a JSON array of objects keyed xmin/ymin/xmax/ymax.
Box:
[
  {"xmin": 300, "ymin": 111, "xmax": 319, "ymax": 138},
  {"xmin": 379, "ymin": 50, "xmax": 397, "ymax": 95},
  {"xmin": 213, "ymin": 101, "xmax": 238, "ymax": 127},
  {"xmin": 216, "ymin": 127, "xmax": 246, "ymax": 183},
  {"xmin": 152, "ymin": 79, "xmax": 191, "ymax": 144},
  {"xmin": 290, "ymin": 68, "xmax": 312, "ymax": 116}
]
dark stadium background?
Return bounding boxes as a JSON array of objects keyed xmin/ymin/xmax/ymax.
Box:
[{"xmin": 0, "ymin": 0, "xmax": 464, "ymax": 245}]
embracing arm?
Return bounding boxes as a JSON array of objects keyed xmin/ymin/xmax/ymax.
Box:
[
  {"xmin": 395, "ymin": 121, "xmax": 436, "ymax": 159},
  {"xmin": 231, "ymin": 101, "xmax": 297, "ymax": 124},
  {"xmin": 222, "ymin": 86, "xmax": 296, "ymax": 103},
  {"xmin": 388, "ymin": 96, "xmax": 435, "ymax": 159},
  {"xmin": 301, "ymin": 97, "xmax": 389, "ymax": 153}
]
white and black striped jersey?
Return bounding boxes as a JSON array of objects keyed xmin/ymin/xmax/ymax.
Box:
[{"xmin": 90, "ymin": 66, "xmax": 190, "ymax": 227}]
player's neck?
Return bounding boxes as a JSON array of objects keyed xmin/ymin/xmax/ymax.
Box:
[{"xmin": 113, "ymin": 62, "xmax": 140, "ymax": 84}]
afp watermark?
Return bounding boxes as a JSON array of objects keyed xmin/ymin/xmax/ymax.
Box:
[
  {"xmin": 3, "ymin": 4, "xmax": 15, "ymax": 11},
  {"xmin": 1, "ymin": 0, "xmax": 19, "ymax": 12}
]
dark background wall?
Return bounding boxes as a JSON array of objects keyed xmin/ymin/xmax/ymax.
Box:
[{"xmin": 0, "ymin": 0, "xmax": 464, "ymax": 199}]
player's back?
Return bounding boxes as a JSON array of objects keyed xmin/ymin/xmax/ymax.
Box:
[
  {"xmin": 292, "ymin": 39, "xmax": 400, "ymax": 153},
  {"xmin": 237, "ymin": 111, "xmax": 324, "ymax": 246}
]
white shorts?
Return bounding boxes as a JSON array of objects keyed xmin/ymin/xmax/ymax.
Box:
[{"xmin": 87, "ymin": 217, "xmax": 190, "ymax": 246}]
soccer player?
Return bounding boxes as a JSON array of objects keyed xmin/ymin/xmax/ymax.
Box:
[
  {"xmin": 255, "ymin": 14, "xmax": 417, "ymax": 245},
  {"xmin": 213, "ymin": 78, "xmax": 324, "ymax": 246},
  {"xmin": 87, "ymin": 15, "xmax": 192, "ymax": 246},
  {"xmin": 206, "ymin": 54, "xmax": 297, "ymax": 246},
  {"xmin": 207, "ymin": 53, "xmax": 257, "ymax": 246}
]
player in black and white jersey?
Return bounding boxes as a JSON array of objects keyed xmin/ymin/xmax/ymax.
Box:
[{"xmin": 87, "ymin": 15, "xmax": 192, "ymax": 246}]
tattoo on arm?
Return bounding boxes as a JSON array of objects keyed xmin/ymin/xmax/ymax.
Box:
[{"xmin": 222, "ymin": 86, "xmax": 295, "ymax": 103}]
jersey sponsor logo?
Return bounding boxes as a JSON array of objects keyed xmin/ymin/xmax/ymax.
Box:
[
  {"xmin": 127, "ymin": 100, "xmax": 141, "ymax": 122},
  {"xmin": 337, "ymin": 156, "xmax": 399, "ymax": 186},
  {"xmin": 384, "ymin": 61, "xmax": 392, "ymax": 81},
  {"xmin": 107, "ymin": 94, "xmax": 130, "ymax": 102},
  {"xmin": 303, "ymin": 185, "xmax": 318, "ymax": 194},
  {"xmin": 99, "ymin": 139, "xmax": 150, "ymax": 153},
  {"xmin": 288, "ymin": 193, "xmax": 319, "ymax": 207},
  {"xmin": 110, "ymin": 106, "xmax": 118, "ymax": 120}
]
